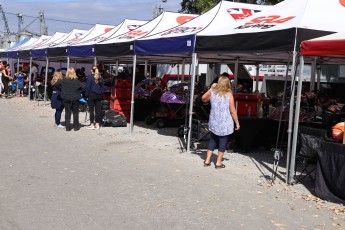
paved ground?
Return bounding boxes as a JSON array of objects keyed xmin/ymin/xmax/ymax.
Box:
[{"xmin": 0, "ymin": 97, "xmax": 344, "ymax": 230}]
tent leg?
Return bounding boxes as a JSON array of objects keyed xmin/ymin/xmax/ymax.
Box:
[
  {"xmin": 317, "ymin": 65, "xmax": 321, "ymax": 90},
  {"xmin": 144, "ymin": 60, "xmax": 148, "ymax": 78},
  {"xmin": 187, "ymin": 53, "xmax": 198, "ymax": 152},
  {"xmin": 130, "ymin": 55, "xmax": 137, "ymax": 134},
  {"xmin": 255, "ymin": 63, "xmax": 259, "ymax": 93},
  {"xmin": 28, "ymin": 57, "xmax": 33, "ymax": 100},
  {"xmin": 288, "ymin": 56, "xmax": 305, "ymax": 184},
  {"xmin": 310, "ymin": 57, "xmax": 316, "ymax": 91},
  {"xmin": 234, "ymin": 58, "xmax": 239, "ymax": 92},
  {"xmin": 44, "ymin": 57, "xmax": 49, "ymax": 103},
  {"xmin": 286, "ymin": 51, "xmax": 298, "ymax": 184},
  {"xmin": 115, "ymin": 60, "xmax": 119, "ymax": 76},
  {"xmin": 16, "ymin": 58, "xmax": 20, "ymax": 97},
  {"xmin": 182, "ymin": 59, "xmax": 186, "ymax": 81},
  {"xmin": 94, "ymin": 56, "xmax": 97, "ymax": 66},
  {"xmin": 67, "ymin": 56, "xmax": 70, "ymax": 69}
]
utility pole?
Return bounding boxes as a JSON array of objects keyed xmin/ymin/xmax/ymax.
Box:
[
  {"xmin": 153, "ymin": 0, "xmax": 167, "ymax": 18},
  {"xmin": 0, "ymin": 4, "xmax": 12, "ymax": 47},
  {"xmin": 17, "ymin": 13, "xmax": 23, "ymax": 43},
  {"xmin": 39, "ymin": 10, "xmax": 48, "ymax": 35}
]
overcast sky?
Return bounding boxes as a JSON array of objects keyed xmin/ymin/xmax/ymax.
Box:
[{"xmin": 1, "ymin": 0, "xmax": 182, "ymax": 35}]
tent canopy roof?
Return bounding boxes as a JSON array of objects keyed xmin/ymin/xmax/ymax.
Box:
[{"xmin": 301, "ymin": 32, "xmax": 345, "ymax": 57}]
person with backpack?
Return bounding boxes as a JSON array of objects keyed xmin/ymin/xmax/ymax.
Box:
[{"xmin": 85, "ymin": 65, "xmax": 104, "ymax": 130}]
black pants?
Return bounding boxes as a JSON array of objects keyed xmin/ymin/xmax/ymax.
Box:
[
  {"xmin": 1, "ymin": 78, "xmax": 9, "ymax": 95},
  {"xmin": 87, "ymin": 94, "xmax": 102, "ymax": 124},
  {"xmin": 63, "ymin": 100, "xmax": 80, "ymax": 130}
]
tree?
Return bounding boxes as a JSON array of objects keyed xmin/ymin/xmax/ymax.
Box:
[{"xmin": 179, "ymin": 0, "xmax": 283, "ymax": 14}]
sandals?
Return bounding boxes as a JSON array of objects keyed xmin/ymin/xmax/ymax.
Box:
[
  {"xmin": 204, "ymin": 161, "xmax": 211, "ymax": 167},
  {"xmin": 215, "ymin": 164, "xmax": 226, "ymax": 169}
]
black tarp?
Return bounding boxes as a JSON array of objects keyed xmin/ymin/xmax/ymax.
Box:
[
  {"xmin": 315, "ymin": 140, "xmax": 345, "ymax": 205},
  {"xmin": 196, "ymin": 28, "xmax": 333, "ymax": 54},
  {"xmin": 95, "ymin": 42, "xmax": 133, "ymax": 57}
]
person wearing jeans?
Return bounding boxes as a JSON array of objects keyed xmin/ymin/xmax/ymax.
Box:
[
  {"xmin": 56, "ymin": 68, "xmax": 84, "ymax": 131},
  {"xmin": 201, "ymin": 73, "xmax": 240, "ymax": 169},
  {"xmin": 85, "ymin": 65, "xmax": 104, "ymax": 130},
  {"xmin": 50, "ymin": 71, "xmax": 65, "ymax": 128}
]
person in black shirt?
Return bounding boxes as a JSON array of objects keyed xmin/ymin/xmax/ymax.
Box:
[{"xmin": 56, "ymin": 68, "xmax": 84, "ymax": 131}]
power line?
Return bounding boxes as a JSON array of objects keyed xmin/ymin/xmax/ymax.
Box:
[{"xmin": 4, "ymin": 11, "xmax": 94, "ymax": 26}]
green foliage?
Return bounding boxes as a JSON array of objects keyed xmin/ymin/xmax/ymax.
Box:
[{"xmin": 179, "ymin": 0, "xmax": 284, "ymax": 14}]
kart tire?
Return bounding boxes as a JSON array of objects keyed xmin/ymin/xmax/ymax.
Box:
[
  {"xmin": 145, "ymin": 116, "xmax": 154, "ymax": 125},
  {"xmin": 177, "ymin": 127, "xmax": 185, "ymax": 137},
  {"xmin": 156, "ymin": 119, "xmax": 165, "ymax": 129}
]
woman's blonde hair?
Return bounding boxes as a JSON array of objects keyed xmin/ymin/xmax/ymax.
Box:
[
  {"xmin": 65, "ymin": 68, "xmax": 78, "ymax": 80},
  {"xmin": 51, "ymin": 71, "xmax": 63, "ymax": 85},
  {"xmin": 214, "ymin": 75, "xmax": 232, "ymax": 96},
  {"xmin": 91, "ymin": 65, "xmax": 100, "ymax": 84}
]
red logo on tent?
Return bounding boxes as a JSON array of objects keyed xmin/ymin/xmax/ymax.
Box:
[
  {"xmin": 69, "ymin": 33, "xmax": 83, "ymax": 43},
  {"xmin": 176, "ymin": 16, "xmax": 196, "ymax": 25},
  {"xmin": 161, "ymin": 26, "xmax": 203, "ymax": 36},
  {"xmin": 104, "ymin": 28, "xmax": 112, "ymax": 33},
  {"xmin": 340, "ymin": 0, "xmax": 345, "ymax": 7},
  {"xmin": 118, "ymin": 30, "xmax": 148, "ymax": 39},
  {"xmin": 227, "ymin": 8, "xmax": 259, "ymax": 21},
  {"xmin": 235, "ymin": 15, "xmax": 295, "ymax": 30}
]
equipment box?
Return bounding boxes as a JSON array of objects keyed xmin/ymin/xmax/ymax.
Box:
[{"xmin": 233, "ymin": 93, "xmax": 261, "ymax": 117}]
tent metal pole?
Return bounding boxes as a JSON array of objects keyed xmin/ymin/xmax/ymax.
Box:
[
  {"xmin": 115, "ymin": 60, "xmax": 119, "ymax": 76},
  {"xmin": 310, "ymin": 57, "xmax": 316, "ymax": 91},
  {"xmin": 28, "ymin": 57, "xmax": 32, "ymax": 100},
  {"xmin": 285, "ymin": 51, "xmax": 298, "ymax": 184},
  {"xmin": 255, "ymin": 63, "xmax": 259, "ymax": 93},
  {"xmin": 16, "ymin": 58, "xmax": 20, "ymax": 97},
  {"xmin": 144, "ymin": 60, "xmax": 148, "ymax": 78},
  {"xmin": 177, "ymin": 64, "xmax": 180, "ymax": 81},
  {"xmin": 288, "ymin": 56, "xmax": 305, "ymax": 184},
  {"xmin": 182, "ymin": 59, "xmax": 186, "ymax": 81},
  {"xmin": 234, "ymin": 58, "xmax": 239, "ymax": 92},
  {"xmin": 94, "ymin": 56, "xmax": 97, "ymax": 66},
  {"xmin": 317, "ymin": 65, "xmax": 321, "ymax": 90},
  {"xmin": 67, "ymin": 56, "xmax": 70, "ymax": 69},
  {"xmin": 43, "ymin": 57, "xmax": 49, "ymax": 103},
  {"xmin": 187, "ymin": 53, "xmax": 198, "ymax": 152},
  {"xmin": 129, "ymin": 55, "xmax": 137, "ymax": 134}
]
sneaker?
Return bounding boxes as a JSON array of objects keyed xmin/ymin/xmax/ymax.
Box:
[
  {"xmin": 95, "ymin": 123, "xmax": 100, "ymax": 130},
  {"xmin": 56, "ymin": 124, "xmax": 65, "ymax": 129},
  {"xmin": 86, "ymin": 125, "xmax": 95, "ymax": 130}
]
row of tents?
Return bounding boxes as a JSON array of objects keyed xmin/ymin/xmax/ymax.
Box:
[{"xmin": 1, "ymin": 0, "xmax": 345, "ymax": 184}]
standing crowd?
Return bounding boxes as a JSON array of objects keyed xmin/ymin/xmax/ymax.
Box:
[
  {"xmin": 1, "ymin": 62, "xmax": 240, "ymax": 168},
  {"xmin": 51, "ymin": 65, "xmax": 104, "ymax": 131}
]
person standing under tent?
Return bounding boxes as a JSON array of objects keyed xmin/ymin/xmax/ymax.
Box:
[
  {"xmin": 50, "ymin": 71, "xmax": 65, "ymax": 129},
  {"xmin": 15, "ymin": 71, "xmax": 25, "ymax": 97},
  {"xmin": 201, "ymin": 72, "xmax": 240, "ymax": 169},
  {"xmin": 30, "ymin": 64, "xmax": 38, "ymax": 83},
  {"xmin": 85, "ymin": 65, "xmax": 104, "ymax": 130},
  {"xmin": 1, "ymin": 64, "xmax": 12, "ymax": 98},
  {"xmin": 56, "ymin": 68, "xmax": 84, "ymax": 131}
]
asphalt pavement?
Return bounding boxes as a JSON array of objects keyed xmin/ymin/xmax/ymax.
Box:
[{"xmin": 0, "ymin": 97, "xmax": 344, "ymax": 230}]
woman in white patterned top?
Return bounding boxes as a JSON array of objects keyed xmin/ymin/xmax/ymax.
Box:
[{"xmin": 201, "ymin": 73, "xmax": 240, "ymax": 169}]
